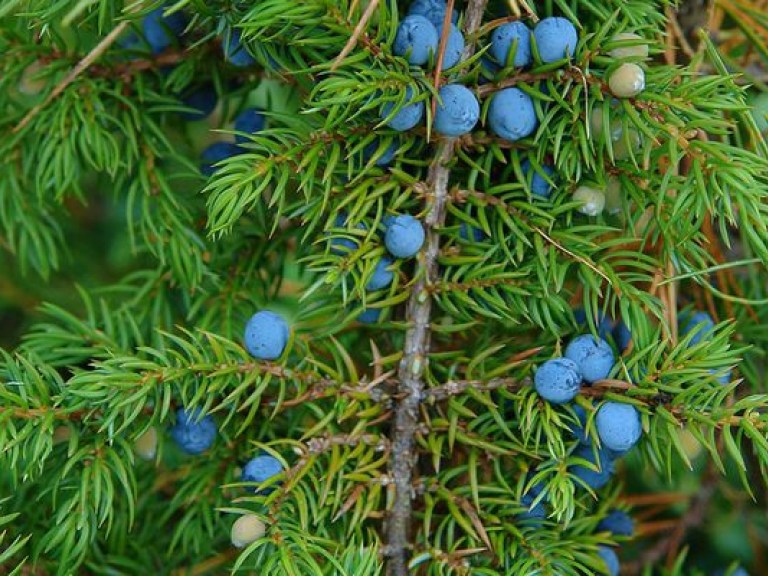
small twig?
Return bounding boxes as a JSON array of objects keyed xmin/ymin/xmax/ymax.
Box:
[
  {"xmin": 14, "ymin": 21, "xmax": 130, "ymax": 133},
  {"xmin": 330, "ymin": 0, "xmax": 380, "ymax": 71},
  {"xmin": 425, "ymin": 377, "xmax": 530, "ymax": 401}
]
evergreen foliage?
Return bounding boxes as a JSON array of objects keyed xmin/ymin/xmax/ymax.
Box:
[{"xmin": 1, "ymin": 0, "xmax": 768, "ymax": 574}]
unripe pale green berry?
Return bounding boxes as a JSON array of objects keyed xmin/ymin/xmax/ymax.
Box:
[
  {"xmin": 231, "ymin": 514, "xmax": 267, "ymax": 548},
  {"xmin": 609, "ymin": 63, "xmax": 645, "ymax": 98},
  {"xmin": 604, "ymin": 177, "xmax": 622, "ymax": 214},
  {"xmin": 134, "ymin": 426, "xmax": 158, "ymax": 461},
  {"xmin": 573, "ymin": 185, "xmax": 606, "ymax": 216},
  {"xmin": 609, "ymin": 33, "xmax": 649, "ymax": 59},
  {"xmin": 612, "ymin": 125, "xmax": 642, "ymax": 160},
  {"xmin": 590, "ymin": 107, "xmax": 604, "ymax": 136}
]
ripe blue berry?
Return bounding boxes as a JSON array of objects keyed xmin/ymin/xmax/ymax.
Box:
[
  {"xmin": 518, "ymin": 492, "xmax": 546, "ymax": 523},
  {"xmin": 234, "ymin": 108, "xmax": 266, "ymax": 143},
  {"xmin": 533, "ymin": 17, "xmax": 579, "ymax": 63},
  {"xmin": 613, "ymin": 320, "xmax": 632, "ymax": 352},
  {"xmin": 569, "ymin": 403, "xmax": 591, "ymax": 445},
  {"xmin": 521, "ymin": 159, "xmax": 555, "ymax": 198},
  {"xmin": 597, "ymin": 545, "xmax": 620, "ymax": 576},
  {"xmin": 565, "ymin": 335, "xmax": 615, "ymax": 383},
  {"xmin": 181, "ymin": 86, "xmax": 218, "ymax": 120},
  {"xmin": 597, "ymin": 509, "xmax": 634, "ymax": 537},
  {"xmin": 171, "ymin": 407, "xmax": 217, "ymax": 455},
  {"xmin": 244, "ymin": 310, "xmax": 290, "ymax": 360},
  {"xmin": 201, "ymin": 142, "xmax": 241, "ymax": 176},
  {"xmin": 408, "ymin": 0, "xmax": 459, "ymax": 28},
  {"xmin": 487, "ymin": 88, "xmax": 538, "ymax": 141},
  {"xmin": 363, "ymin": 138, "xmax": 398, "ymax": 167},
  {"xmin": 710, "ymin": 368, "xmax": 731, "ymax": 386},
  {"xmin": 490, "ymin": 21, "xmax": 532, "ymax": 67},
  {"xmin": 385, "ymin": 214, "xmax": 426, "ymax": 258},
  {"xmin": 433, "ymin": 84, "xmax": 480, "ymax": 137},
  {"xmin": 242, "ymin": 454, "xmax": 283, "ymax": 492},
  {"xmin": 573, "ymin": 308, "xmax": 614, "ymax": 341},
  {"xmin": 358, "ymin": 307, "xmax": 382, "ymax": 323},
  {"xmin": 142, "ymin": 5, "xmax": 186, "ymax": 54},
  {"xmin": 441, "ymin": 24, "xmax": 465, "ymax": 69},
  {"xmin": 596, "ymin": 402, "xmax": 642, "ymax": 453},
  {"xmin": 459, "ymin": 223, "xmax": 485, "ymax": 242},
  {"xmin": 367, "ymin": 257, "xmax": 395, "ymax": 291},
  {"xmin": 224, "ymin": 29, "xmax": 255, "ymax": 67},
  {"xmin": 534, "ymin": 358, "xmax": 582, "ymax": 404},
  {"xmin": 479, "ymin": 56, "xmax": 501, "ymax": 83},
  {"xmin": 330, "ymin": 214, "xmax": 366, "ymax": 254},
  {"xmin": 570, "ymin": 444, "xmax": 614, "ymax": 490},
  {"xmin": 381, "ymin": 87, "xmax": 425, "ymax": 132},
  {"xmin": 679, "ymin": 310, "xmax": 714, "ymax": 346},
  {"xmin": 394, "ymin": 15, "xmax": 439, "ymax": 66}
]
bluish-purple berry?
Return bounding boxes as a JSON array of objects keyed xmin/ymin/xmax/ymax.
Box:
[
  {"xmin": 244, "ymin": 310, "xmax": 290, "ymax": 360},
  {"xmin": 234, "ymin": 108, "xmax": 266, "ymax": 143},
  {"xmin": 490, "ymin": 21, "xmax": 532, "ymax": 67},
  {"xmin": 596, "ymin": 402, "xmax": 642, "ymax": 453},
  {"xmin": 142, "ymin": 5, "xmax": 187, "ymax": 54},
  {"xmin": 394, "ymin": 15, "xmax": 439, "ymax": 66},
  {"xmin": 224, "ymin": 29, "xmax": 255, "ymax": 67},
  {"xmin": 358, "ymin": 307, "xmax": 382, "ymax": 323},
  {"xmin": 597, "ymin": 509, "xmax": 634, "ymax": 537},
  {"xmin": 679, "ymin": 310, "xmax": 715, "ymax": 346},
  {"xmin": 441, "ymin": 24, "xmax": 465, "ymax": 69},
  {"xmin": 569, "ymin": 403, "xmax": 591, "ymax": 445},
  {"xmin": 363, "ymin": 138, "xmax": 398, "ymax": 167},
  {"xmin": 487, "ymin": 88, "xmax": 538, "ymax": 141},
  {"xmin": 201, "ymin": 142, "xmax": 241, "ymax": 176},
  {"xmin": 565, "ymin": 334, "xmax": 615, "ymax": 383},
  {"xmin": 330, "ymin": 214, "xmax": 366, "ymax": 255},
  {"xmin": 533, "ymin": 17, "xmax": 579, "ymax": 64},
  {"xmin": 613, "ymin": 320, "xmax": 632, "ymax": 352},
  {"xmin": 242, "ymin": 454, "xmax": 283, "ymax": 492},
  {"xmin": 570, "ymin": 444, "xmax": 614, "ymax": 490},
  {"xmin": 573, "ymin": 308, "xmax": 614, "ymax": 341},
  {"xmin": 459, "ymin": 223, "xmax": 486, "ymax": 242},
  {"xmin": 171, "ymin": 407, "xmax": 217, "ymax": 455},
  {"xmin": 597, "ymin": 545, "xmax": 620, "ymax": 576},
  {"xmin": 381, "ymin": 87, "xmax": 425, "ymax": 132},
  {"xmin": 521, "ymin": 159, "xmax": 555, "ymax": 198},
  {"xmin": 518, "ymin": 492, "xmax": 546, "ymax": 524},
  {"xmin": 385, "ymin": 214, "xmax": 425, "ymax": 258},
  {"xmin": 534, "ymin": 358, "xmax": 582, "ymax": 404},
  {"xmin": 433, "ymin": 84, "xmax": 480, "ymax": 137},
  {"xmin": 181, "ymin": 86, "xmax": 217, "ymax": 120},
  {"xmin": 366, "ymin": 257, "xmax": 395, "ymax": 291},
  {"xmin": 408, "ymin": 0, "xmax": 459, "ymax": 28}
]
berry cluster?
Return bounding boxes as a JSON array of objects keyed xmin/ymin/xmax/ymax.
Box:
[{"xmin": 123, "ymin": 4, "xmax": 269, "ymax": 176}]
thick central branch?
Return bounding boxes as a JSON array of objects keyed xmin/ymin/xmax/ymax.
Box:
[
  {"xmin": 384, "ymin": 1, "xmax": 488, "ymax": 574},
  {"xmin": 386, "ymin": 143, "xmax": 453, "ymax": 575}
]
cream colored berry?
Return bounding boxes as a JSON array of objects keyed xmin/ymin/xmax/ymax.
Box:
[
  {"xmin": 231, "ymin": 514, "xmax": 267, "ymax": 548},
  {"xmin": 573, "ymin": 186, "xmax": 606, "ymax": 216},
  {"xmin": 134, "ymin": 427, "xmax": 158, "ymax": 461},
  {"xmin": 612, "ymin": 124, "xmax": 643, "ymax": 160},
  {"xmin": 604, "ymin": 178, "xmax": 622, "ymax": 214},
  {"xmin": 609, "ymin": 33, "xmax": 649, "ymax": 59},
  {"xmin": 609, "ymin": 63, "xmax": 645, "ymax": 98}
]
